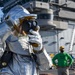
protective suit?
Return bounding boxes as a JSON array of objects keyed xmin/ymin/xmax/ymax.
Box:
[{"xmin": 0, "ymin": 5, "xmax": 53, "ymax": 75}]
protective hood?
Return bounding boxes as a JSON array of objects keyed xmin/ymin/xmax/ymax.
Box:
[{"xmin": 4, "ymin": 5, "xmax": 37, "ymax": 28}]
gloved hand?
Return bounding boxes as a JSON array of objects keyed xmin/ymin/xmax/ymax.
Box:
[{"xmin": 28, "ymin": 28, "xmax": 43, "ymax": 52}]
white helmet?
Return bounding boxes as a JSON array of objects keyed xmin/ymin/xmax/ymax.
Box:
[{"xmin": 4, "ymin": 5, "xmax": 37, "ymax": 29}]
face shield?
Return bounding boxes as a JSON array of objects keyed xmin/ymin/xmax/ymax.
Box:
[{"xmin": 4, "ymin": 5, "xmax": 38, "ymax": 34}]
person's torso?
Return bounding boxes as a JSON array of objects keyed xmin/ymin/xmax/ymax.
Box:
[{"xmin": 57, "ymin": 52, "xmax": 69, "ymax": 67}]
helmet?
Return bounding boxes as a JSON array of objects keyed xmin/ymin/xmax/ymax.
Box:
[
  {"xmin": 60, "ymin": 46, "xmax": 64, "ymax": 50},
  {"xmin": 4, "ymin": 5, "xmax": 37, "ymax": 29}
]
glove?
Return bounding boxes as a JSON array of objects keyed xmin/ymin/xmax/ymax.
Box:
[{"xmin": 28, "ymin": 29, "xmax": 43, "ymax": 52}]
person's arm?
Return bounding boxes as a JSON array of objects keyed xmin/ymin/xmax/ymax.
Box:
[
  {"xmin": 0, "ymin": 22, "xmax": 11, "ymax": 58},
  {"xmin": 28, "ymin": 29, "xmax": 53, "ymax": 70},
  {"xmin": 67, "ymin": 54, "xmax": 74, "ymax": 67},
  {"xmin": 52, "ymin": 54, "xmax": 58, "ymax": 66}
]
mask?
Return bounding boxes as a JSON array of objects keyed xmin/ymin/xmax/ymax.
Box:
[
  {"xmin": 60, "ymin": 49, "xmax": 64, "ymax": 53},
  {"xmin": 21, "ymin": 20, "xmax": 38, "ymax": 34}
]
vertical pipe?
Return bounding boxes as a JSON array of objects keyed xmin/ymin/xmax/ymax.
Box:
[
  {"xmin": 69, "ymin": 26, "xmax": 75, "ymax": 51},
  {"xmin": 56, "ymin": 30, "xmax": 59, "ymax": 53}
]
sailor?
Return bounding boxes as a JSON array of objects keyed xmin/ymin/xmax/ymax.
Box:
[{"xmin": 52, "ymin": 46, "xmax": 73, "ymax": 75}]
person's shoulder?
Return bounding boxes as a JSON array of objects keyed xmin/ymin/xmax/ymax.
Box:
[
  {"xmin": 63, "ymin": 52, "xmax": 67, "ymax": 55},
  {"xmin": 0, "ymin": 22, "xmax": 10, "ymax": 36},
  {"xmin": 55, "ymin": 53, "xmax": 60, "ymax": 56},
  {"xmin": 64, "ymin": 52, "xmax": 70, "ymax": 56}
]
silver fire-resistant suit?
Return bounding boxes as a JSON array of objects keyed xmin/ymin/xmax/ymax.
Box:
[{"xmin": 0, "ymin": 5, "xmax": 53, "ymax": 75}]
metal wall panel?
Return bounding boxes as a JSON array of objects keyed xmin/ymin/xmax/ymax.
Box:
[
  {"xmin": 58, "ymin": 0, "xmax": 66, "ymax": 5},
  {"xmin": 59, "ymin": 10, "xmax": 75, "ymax": 20},
  {"xmin": 58, "ymin": 25, "xmax": 73, "ymax": 52},
  {"xmin": 54, "ymin": 21, "xmax": 68, "ymax": 29},
  {"xmin": 40, "ymin": 24, "xmax": 75, "ymax": 54},
  {"xmin": 40, "ymin": 30, "xmax": 58, "ymax": 54},
  {"xmin": 67, "ymin": 1, "xmax": 75, "ymax": 9},
  {"xmin": 58, "ymin": 0, "xmax": 75, "ymax": 9},
  {"xmin": 23, "ymin": 1, "xmax": 49, "ymax": 9}
]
